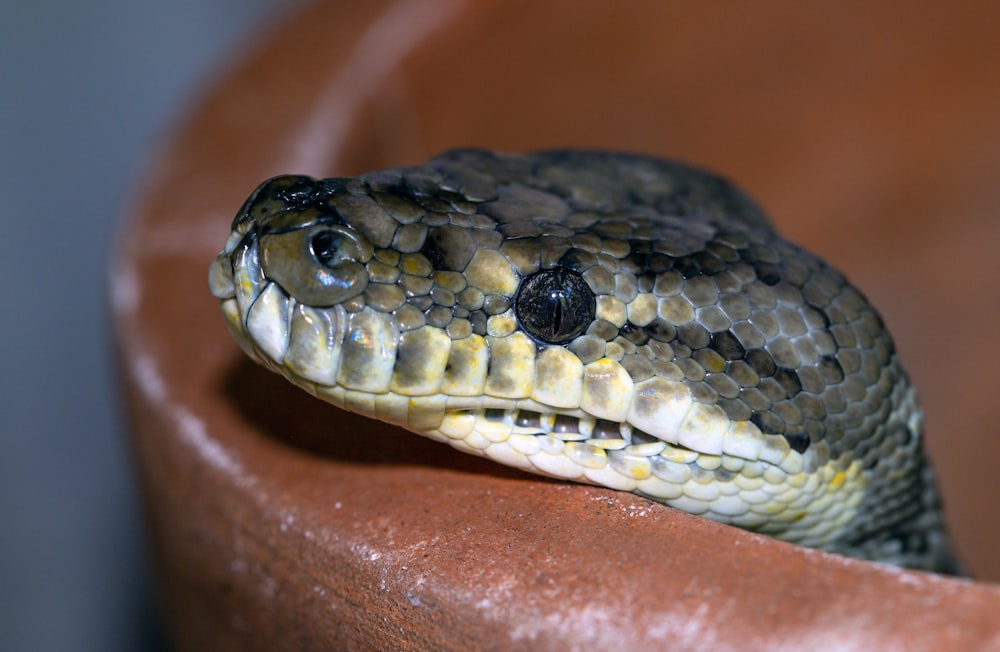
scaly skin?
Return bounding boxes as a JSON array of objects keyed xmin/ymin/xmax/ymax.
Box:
[{"xmin": 209, "ymin": 149, "xmax": 957, "ymax": 572}]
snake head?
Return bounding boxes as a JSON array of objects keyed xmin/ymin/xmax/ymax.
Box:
[{"xmin": 208, "ymin": 150, "xmax": 955, "ymax": 571}]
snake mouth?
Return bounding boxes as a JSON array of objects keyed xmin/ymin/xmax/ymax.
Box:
[
  {"xmin": 440, "ymin": 406, "xmax": 715, "ymax": 479},
  {"xmin": 435, "ymin": 404, "xmax": 806, "ymax": 474},
  {"xmin": 447, "ymin": 408, "xmax": 681, "ymax": 455}
]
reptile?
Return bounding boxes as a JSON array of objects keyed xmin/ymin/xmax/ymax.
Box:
[{"xmin": 208, "ymin": 148, "xmax": 957, "ymax": 572}]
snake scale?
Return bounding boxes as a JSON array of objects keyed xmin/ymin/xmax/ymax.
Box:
[{"xmin": 209, "ymin": 149, "xmax": 957, "ymax": 572}]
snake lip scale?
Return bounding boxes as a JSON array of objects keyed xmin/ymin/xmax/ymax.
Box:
[{"xmin": 209, "ymin": 148, "xmax": 957, "ymax": 573}]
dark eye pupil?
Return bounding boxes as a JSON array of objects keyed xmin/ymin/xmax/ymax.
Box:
[
  {"xmin": 310, "ymin": 230, "xmax": 344, "ymax": 267},
  {"xmin": 515, "ymin": 268, "xmax": 595, "ymax": 344}
]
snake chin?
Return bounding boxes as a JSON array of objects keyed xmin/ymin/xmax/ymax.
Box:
[{"xmin": 423, "ymin": 404, "xmax": 868, "ymax": 549}]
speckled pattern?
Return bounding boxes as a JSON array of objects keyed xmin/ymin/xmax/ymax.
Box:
[{"xmin": 210, "ymin": 149, "xmax": 955, "ymax": 572}]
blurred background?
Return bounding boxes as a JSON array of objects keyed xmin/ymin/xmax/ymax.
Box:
[
  {"xmin": 0, "ymin": 2, "xmax": 291, "ymax": 650},
  {"xmin": 5, "ymin": 1, "xmax": 1000, "ymax": 649}
]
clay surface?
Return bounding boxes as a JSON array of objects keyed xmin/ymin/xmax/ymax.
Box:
[{"xmin": 112, "ymin": 1, "xmax": 1000, "ymax": 649}]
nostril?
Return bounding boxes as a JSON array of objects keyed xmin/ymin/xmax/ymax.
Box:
[
  {"xmin": 310, "ymin": 230, "xmax": 346, "ymax": 268},
  {"xmin": 259, "ymin": 225, "xmax": 370, "ymax": 307}
]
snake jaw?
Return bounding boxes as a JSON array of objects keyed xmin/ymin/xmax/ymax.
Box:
[
  {"xmin": 218, "ymin": 259, "xmax": 799, "ymax": 468},
  {"xmin": 217, "ymin": 271, "xmax": 862, "ymax": 545}
]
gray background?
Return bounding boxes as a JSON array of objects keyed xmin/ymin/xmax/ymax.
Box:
[{"xmin": 1, "ymin": 2, "xmax": 290, "ymax": 649}]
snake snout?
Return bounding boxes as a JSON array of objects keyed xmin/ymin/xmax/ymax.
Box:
[{"xmin": 230, "ymin": 174, "xmax": 330, "ymax": 233}]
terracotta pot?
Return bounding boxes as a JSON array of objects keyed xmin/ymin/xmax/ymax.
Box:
[{"xmin": 111, "ymin": 1, "xmax": 1000, "ymax": 649}]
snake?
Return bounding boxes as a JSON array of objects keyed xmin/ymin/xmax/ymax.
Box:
[{"xmin": 208, "ymin": 148, "xmax": 957, "ymax": 572}]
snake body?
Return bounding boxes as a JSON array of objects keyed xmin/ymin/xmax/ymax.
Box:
[{"xmin": 209, "ymin": 149, "xmax": 956, "ymax": 572}]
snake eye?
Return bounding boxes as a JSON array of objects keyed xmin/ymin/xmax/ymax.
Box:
[
  {"xmin": 260, "ymin": 224, "xmax": 372, "ymax": 307},
  {"xmin": 515, "ymin": 267, "xmax": 595, "ymax": 344}
]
